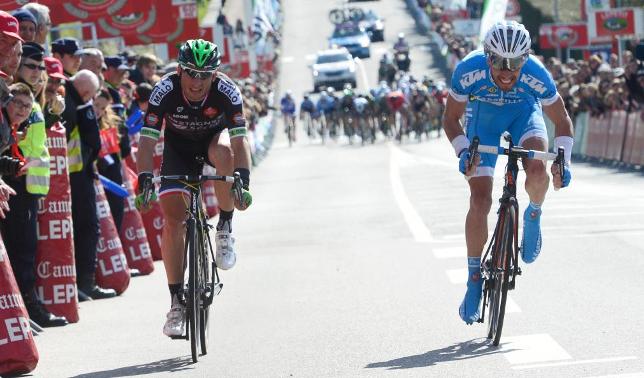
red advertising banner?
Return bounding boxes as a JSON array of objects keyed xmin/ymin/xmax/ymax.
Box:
[
  {"xmin": 594, "ymin": 9, "xmax": 636, "ymax": 37},
  {"xmin": 539, "ymin": 23, "xmax": 589, "ymax": 49},
  {"xmin": 92, "ymin": 0, "xmax": 198, "ymax": 50},
  {"xmin": 37, "ymin": 0, "xmax": 151, "ymax": 25}
]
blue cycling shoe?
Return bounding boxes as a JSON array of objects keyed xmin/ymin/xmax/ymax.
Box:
[
  {"xmin": 521, "ymin": 204, "xmax": 542, "ymax": 264},
  {"xmin": 459, "ymin": 270, "xmax": 483, "ymax": 325}
]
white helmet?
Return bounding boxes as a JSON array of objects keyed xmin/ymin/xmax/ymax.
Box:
[{"xmin": 483, "ymin": 21, "xmax": 531, "ymax": 58}]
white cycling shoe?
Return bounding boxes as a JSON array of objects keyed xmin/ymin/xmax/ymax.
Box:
[
  {"xmin": 163, "ymin": 298, "xmax": 186, "ymax": 338},
  {"xmin": 215, "ymin": 229, "xmax": 236, "ymax": 270}
]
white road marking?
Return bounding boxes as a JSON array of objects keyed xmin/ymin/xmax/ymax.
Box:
[
  {"xmin": 501, "ymin": 334, "xmax": 572, "ymax": 365},
  {"xmin": 513, "ymin": 356, "xmax": 639, "ymax": 370},
  {"xmin": 446, "ymin": 268, "xmax": 467, "ymax": 284},
  {"xmin": 434, "ymin": 247, "xmax": 463, "ymax": 259},
  {"xmin": 389, "ymin": 144, "xmax": 433, "ymax": 242},
  {"xmin": 505, "ymin": 295, "xmax": 521, "ymax": 313},
  {"xmin": 353, "ymin": 57, "xmax": 370, "ymax": 91},
  {"xmin": 281, "ymin": 56, "xmax": 294, "ymax": 63},
  {"xmin": 305, "ymin": 54, "xmax": 316, "ymax": 61},
  {"xmin": 583, "ymin": 370, "xmax": 644, "ymax": 377}
]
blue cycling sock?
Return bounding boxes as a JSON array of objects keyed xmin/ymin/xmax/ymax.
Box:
[
  {"xmin": 467, "ymin": 257, "xmax": 480, "ymax": 279},
  {"xmin": 528, "ymin": 201, "xmax": 541, "ymax": 211}
]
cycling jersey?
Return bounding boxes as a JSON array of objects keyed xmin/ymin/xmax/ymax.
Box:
[
  {"xmin": 140, "ymin": 71, "xmax": 247, "ymax": 195},
  {"xmin": 280, "ymin": 97, "xmax": 296, "ymax": 115},
  {"xmin": 317, "ymin": 97, "xmax": 335, "ymax": 115},
  {"xmin": 386, "ymin": 91, "xmax": 405, "ymax": 112},
  {"xmin": 300, "ymin": 99, "xmax": 316, "ymax": 113},
  {"xmin": 353, "ymin": 97, "xmax": 369, "ymax": 114},
  {"xmin": 449, "ymin": 49, "xmax": 559, "ymax": 176},
  {"xmin": 141, "ymin": 71, "xmax": 246, "ymax": 142}
]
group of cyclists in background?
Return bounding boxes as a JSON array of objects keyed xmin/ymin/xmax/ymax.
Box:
[
  {"xmin": 280, "ymin": 33, "xmax": 447, "ymax": 146},
  {"xmin": 280, "ymin": 76, "xmax": 447, "ymax": 146}
]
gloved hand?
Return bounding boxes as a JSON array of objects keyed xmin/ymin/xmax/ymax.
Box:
[
  {"xmin": 232, "ymin": 169, "xmax": 252, "ymax": 211},
  {"xmin": 458, "ymin": 149, "xmax": 479, "ymax": 177},
  {"xmin": 551, "ymin": 163, "xmax": 571, "ymax": 189},
  {"xmin": 135, "ymin": 172, "xmax": 156, "ymax": 211}
]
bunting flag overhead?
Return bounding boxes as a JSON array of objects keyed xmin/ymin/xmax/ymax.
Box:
[{"xmin": 478, "ymin": 0, "xmax": 509, "ymax": 47}]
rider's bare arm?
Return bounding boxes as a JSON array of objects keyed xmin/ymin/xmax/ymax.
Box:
[
  {"xmin": 542, "ymin": 95, "xmax": 573, "ymax": 139},
  {"xmin": 443, "ymin": 94, "xmax": 467, "ymax": 143}
]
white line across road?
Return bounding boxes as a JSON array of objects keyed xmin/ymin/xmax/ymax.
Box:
[
  {"xmin": 389, "ymin": 143, "xmax": 433, "ymax": 242},
  {"xmin": 512, "ymin": 356, "xmax": 639, "ymax": 370}
]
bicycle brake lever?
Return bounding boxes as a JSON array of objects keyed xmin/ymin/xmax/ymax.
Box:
[
  {"xmin": 468, "ymin": 136, "xmax": 480, "ymax": 171},
  {"xmin": 556, "ymin": 147, "xmax": 565, "ymax": 190}
]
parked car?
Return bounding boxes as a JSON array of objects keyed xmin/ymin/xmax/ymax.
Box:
[
  {"xmin": 359, "ymin": 10, "xmax": 385, "ymax": 42},
  {"xmin": 328, "ymin": 22, "xmax": 371, "ymax": 59},
  {"xmin": 311, "ymin": 48, "xmax": 357, "ymax": 92}
]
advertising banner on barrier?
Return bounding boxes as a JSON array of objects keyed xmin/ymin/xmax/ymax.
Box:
[
  {"xmin": 120, "ymin": 167, "xmax": 154, "ymax": 275},
  {"xmin": 35, "ymin": 124, "xmax": 79, "ymax": 323},
  {"xmin": 539, "ymin": 23, "xmax": 589, "ymax": 49},
  {"xmin": 589, "ymin": 8, "xmax": 644, "ymax": 39},
  {"xmin": 0, "ymin": 234, "xmax": 39, "ymax": 376},
  {"xmin": 95, "ymin": 182, "xmax": 130, "ymax": 294}
]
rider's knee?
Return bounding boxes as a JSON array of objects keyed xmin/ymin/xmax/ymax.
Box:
[
  {"xmin": 469, "ymin": 193, "xmax": 492, "ymax": 215},
  {"xmin": 210, "ymin": 143, "xmax": 233, "ymax": 167},
  {"xmin": 525, "ymin": 161, "xmax": 548, "ymax": 185}
]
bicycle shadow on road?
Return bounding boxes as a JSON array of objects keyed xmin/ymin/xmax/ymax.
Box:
[
  {"xmin": 364, "ymin": 338, "xmax": 515, "ymax": 370},
  {"xmin": 68, "ymin": 356, "xmax": 193, "ymax": 378}
]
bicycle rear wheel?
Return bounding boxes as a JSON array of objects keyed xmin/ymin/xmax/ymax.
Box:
[
  {"xmin": 186, "ymin": 218, "xmax": 201, "ymax": 362},
  {"xmin": 487, "ymin": 205, "xmax": 514, "ymax": 346}
]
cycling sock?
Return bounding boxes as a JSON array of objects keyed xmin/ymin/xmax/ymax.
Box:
[
  {"xmin": 467, "ymin": 257, "xmax": 481, "ymax": 281},
  {"xmin": 217, "ymin": 210, "xmax": 233, "ymax": 232},
  {"xmin": 169, "ymin": 283, "xmax": 183, "ymax": 302},
  {"xmin": 528, "ymin": 201, "xmax": 542, "ymax": 211}
]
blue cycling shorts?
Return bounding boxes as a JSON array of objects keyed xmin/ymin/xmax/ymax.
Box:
[{"xmin": 464, "ymin": 100, "xmax": 548, "ymax": 177}]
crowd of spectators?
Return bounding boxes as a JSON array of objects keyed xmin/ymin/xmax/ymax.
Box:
[
  {"xmin": 0, "ymin": 4, "xmax": 275, "ymax": 329},
  {"xmin": 415, "ymin": 0, "xmax": 644, "ymax": 120}
]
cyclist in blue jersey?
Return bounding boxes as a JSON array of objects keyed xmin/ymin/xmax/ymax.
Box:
[
  {"xmin": 442, "ymin": 21, "xmax": 574, "ymax": 325},
  {"xmin": 299, "ymin": 94, "xmax": 317, "ymax": 137},
  {"xmin": 280, "ymin": 90, "xmax": 297, "ymax": 139}
]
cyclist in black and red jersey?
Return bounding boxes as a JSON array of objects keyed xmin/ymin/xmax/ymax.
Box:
[{"xmin": 135, "ymin": 39, "xmax": 253, "ymax": 338}]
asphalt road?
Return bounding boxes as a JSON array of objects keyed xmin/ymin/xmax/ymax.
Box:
[{"xmin": 33, "ymin": 0, "xmax": 644, "ymax": 377}]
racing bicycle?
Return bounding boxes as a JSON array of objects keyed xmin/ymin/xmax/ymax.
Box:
[
  {"xmin": 143, "ymin": 171, "xmax": 244, "ymax": 362},
  {"xmin": 469, "ymin": 134, "xmax": 564, "ymax": 346}
]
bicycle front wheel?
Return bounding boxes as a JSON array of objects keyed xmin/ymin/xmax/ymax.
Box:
[
  {"xmin": 199, "ymin": 226, "xmax": 212, "ymax": 356},
  {"xmin": 186, "ymin": 218, "xmax": 201, "ymax": 362},
  {"xmin": 487, "ymin": 205, "xmax": 514, "ymax": 346}
]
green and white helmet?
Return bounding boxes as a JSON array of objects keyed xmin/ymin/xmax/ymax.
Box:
[{"xmin": 178, "ymin": 39, "xmax": 221, "ymax": 71}]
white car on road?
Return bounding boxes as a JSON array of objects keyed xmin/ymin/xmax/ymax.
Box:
[{"xmin": 311, "ymin": 48, "xmax": 357, "ymax": 92}]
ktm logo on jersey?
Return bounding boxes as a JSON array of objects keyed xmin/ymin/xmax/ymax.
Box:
[
  {"xmin": 459, "ymin": 69, "xmax": 486, "ymax": 88},
  {"xmin": 520, "ymin": 74, "xmax": 547, "ymax": 95}
]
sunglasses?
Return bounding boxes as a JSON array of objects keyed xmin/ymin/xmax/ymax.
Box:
[
  {"xmin": 11, "ymin": 98, "xmax": 32, "ymax": 111},
  {"xmin": 182, "ymin": 67, "xmax": 214, "ymax": 80},
  {"xmin": 22, "ymin": 63, "xmax": 46, "ymax": 71},
  {"xmin": 487, "ymin": 53, "xmax": 527, "ymax": 72}
]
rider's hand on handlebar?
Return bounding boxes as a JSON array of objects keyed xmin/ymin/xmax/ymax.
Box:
[
  {"xmin": 459, "ymin": 149, "xmax": 480, "ymax": 177},
  {"xmin": 135, "ymin": 172, "xmax": 157, "ymax": 212},
  {"xmin": 551, "ymin": 163, "xmax": 571, "ymax": 190},
  {"xmin": 231, "ymin": 170, "xmax": 252, "ymax": 211}
]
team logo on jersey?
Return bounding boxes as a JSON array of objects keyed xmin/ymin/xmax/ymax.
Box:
[
  {"xmin": 520, "ymin": 74, "xmax": 547, "ymax": 95},
  {"xmin": 488, "ymin": 87, "xmax": 496, "ymax": 93},
  {"xmin": 459, "ymin": 69, "xmax": 486, "ymax": 89},
  {"xmin": 217, "ymin": 79, "xmax": 242, "ymax": 105},
  {"xmin": 149, "ymin": 78, "xmax": 174, "ymax": 106},
  {"xmin": 177, "ymin": 106, "xmax": 184, "ymax": 112},
  {"xmin": 203, "ymin": 107, "xmax": 219, "ymax": 118},
  {"xmin": 146, "ymin": 113, "xmax": 159, "ymax": 125},
  {"xmin": 86, "ymin": 108, "xmax": 95, "ymax": 120}
]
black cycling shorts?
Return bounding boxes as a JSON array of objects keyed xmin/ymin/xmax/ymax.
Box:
[{"xmin": 159, "ymin": 129, "xmax": 218, "ymax": 197}]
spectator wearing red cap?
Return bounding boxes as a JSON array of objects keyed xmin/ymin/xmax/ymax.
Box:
[
  {"xmin": 43, "ymin": 57, "xmax": 66, "ymax": 127},
  {"xmin": 0, "ymin": 39, "xmax": 22, "ymax": 83},
  {"xmin": 0, "ymin": 11, "xmax": 24, "ymax": 66},
  {"xmin": 21, "ymin": 3, "xmax": 51, "ymax": 47},
  {"xmin": 11, "ymin": 9, "xmax": 37, "ymax": 43}
]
